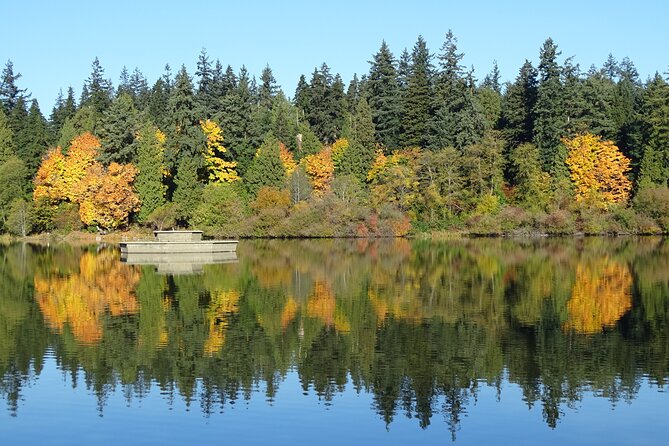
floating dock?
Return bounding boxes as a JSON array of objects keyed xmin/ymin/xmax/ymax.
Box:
[{"xmin": 119, "ymin": 230, "xmax": 238, "ymax": 255}]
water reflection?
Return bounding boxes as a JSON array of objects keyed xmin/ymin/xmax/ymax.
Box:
[{"xmin": 0, "ymin": 237, "xmax": 668, "ymax": 437}]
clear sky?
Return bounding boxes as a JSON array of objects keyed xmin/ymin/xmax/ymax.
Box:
[{"xmin": 2, "ymin": 0, "xmax": 668, "ymax": 113}]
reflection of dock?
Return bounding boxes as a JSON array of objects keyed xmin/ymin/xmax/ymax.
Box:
[
  {"xmin": 121, "ymin": 251, "xmax": 238, "ymax": 275},
  {"xmin": 119, "ymin": 230, "xmax": 238, "ymax": 275}
]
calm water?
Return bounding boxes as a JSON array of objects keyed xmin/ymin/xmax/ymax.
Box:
[{"xmin": 1, "ymin": 237, "xmax": 668, "ymax": 445}]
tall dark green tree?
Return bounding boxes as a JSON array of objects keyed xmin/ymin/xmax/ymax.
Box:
[
  {"xmin": 402, "ymin": 36, "xmax": 433, "ymax": 148},
  {"xmin": 129, "ymin": 67, "xmax": 150, "ymax": 110},
  {"xmin": 352, "ymin": 97, "xmax": 376, "ymax": 150},
  {"xmin": 15, "ymin": 100, "xmax": 50, "ymax": 181},
  {"xmin": 0, "ymin": 60, "xmax": 29, "ymax": 114},
  {"xmin": 613, "ymin": 57, "xmax": 645, "ymax": 171},
  {"xmin": 638, "ymin": 73, "xmax": 669, "ymax": 188},
  {"xmin": 217, "ymin": 66, "xmax": 256, "ymax": 175},
  {"xmin": 0, "ymin": 108, "xmax": 14, "ymax": 163},
  {"xmin": 500, "ymin": 60, "xmax": 538, "ymax": 147},
  {"xmin": 80, "ymin": 57, "xmax": 113, "ymax": 115},
  {"xmin": 367, "ymin": 41, "xmax": 401, "ymax": 149},
  {"xmin": 98, "ymin": 93, "xmax": 139, "ymax": 164},
  {"xmin": 167, "ymin": 65, "xmax": 205, "ymax": 178},
  {"xmin": 533, "ymin": 38, "xmax": 566, "ymax": 177},
  {"xmin": 304, "ymin": 63, "xmax": 343, "ymax": 144},
  {"xmin": 135, "ymin": 123, "xmax": 166, "ymax": 222},
  {"xmin": 173, "ymin": 155, "xmax": 202, "ymax": 223},
  {"xmin": 196, "ymin": 48, "xmax": 215, "ymax": 118},
  {"xmin": 50, "ymin": 87, "xmax": 77, "ymax": 137},
  {"xmin": 578, "ymin": 67, "xmax": 616, "ymax": 139}
]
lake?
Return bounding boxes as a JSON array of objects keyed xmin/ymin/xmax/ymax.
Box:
[{"xmin": 1, "ymin": 237, "xmax": 668, "ymax": 445}]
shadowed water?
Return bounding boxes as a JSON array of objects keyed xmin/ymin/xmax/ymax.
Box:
[{"xmin": 1, "ymin": 237, "xmax": 668, "ymax": 444}]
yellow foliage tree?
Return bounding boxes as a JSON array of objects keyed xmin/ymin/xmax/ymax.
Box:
[
  {"xmin": 76, "ymin": 162, "xmax": 141, "ymax": 229},
  {"xmin": 33, "ymin": 147, "xmax": 67, "ymax": 203},
  {"xmin": 303, "ymin": 147, "xmax": 334, "ymax": 197},
  {"xmin": 279, "ymin": 142, "xmax": 297, "ymax": 176},
  {"xmin": 564, "ymin": 133, "xmax": 632, "ymax": 206},
  {"xmin": 331, "ymin": 138, "xmax": 349, "ymax": 171},
  {"xmin": 200, "ymin": 119, "xmax": 240, "ymax": 183}
]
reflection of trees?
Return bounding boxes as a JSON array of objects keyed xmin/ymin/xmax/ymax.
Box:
[{"xmin": 0, "ymin": 238, "xmax": 668, "ymax": 433}]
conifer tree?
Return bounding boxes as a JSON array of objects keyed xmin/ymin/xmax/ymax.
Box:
[
  {"xmin": 0, "ymin": 60, "xmax": 29, "ymax": 114},
  {"xmin": 172, "ymin": 155, "xmax": 201, "ymax": 223},
  {"xmin": 352, "ymin": 97, "xmax": 376, "ymax": 150},
  {"xmin": 244, "ymin": 134, "xmax": 287, "ymax": 196},
  {"xmin": 612, "ymin": 57, "xmax": 644, "ymax": 170},
  {"xmin": 135, "ymin": 124, "xmax": 166, "ymax": 222},
  {"xmin": 167, "ymin": 65, "xmax": 205, "ymax": 173},
  {"xmin": 0, "ymin": 108, "xmax": 14, "ymax": 164},
  {"xmin": 15, "ymin": 100, "xmax": 50, "ymax": 182},
  {"xmin": 80, "ymin": 57, "xmax": 113, "ymax": 115},
  {"xmin": 638, "ymin": 73, "xmax": 669, "ymax": 188},
  {"xmin": 501, "ymin": 61, "xmax": 538, "ymax": 147},
  {"xmin": 98, "ymin": 93, "xmax": 139, "ymax": 164},
  {"xmin": 129, "ymin": 67, "xmax": 149, "ymax": 110},
  {"xmin": 402, "ymin": 36, "xmax": 433, "ymax": 148},
  {"xmin": 195, "ymin": 48, "xmax": 215, "ymax": 118},
  {"xmin": 367, "ymin": 41, "xmax": 401, "ymax": 149},
  {"xmin": 533, "ymin": 38, "xmax": 567, "ymax": 177},
  {"xmin": 50, "ymin": 86, "xmax": 77, "ymax": 136}
]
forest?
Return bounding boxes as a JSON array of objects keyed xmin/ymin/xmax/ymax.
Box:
[{"xmin": 1, "ymin": 32, "xmax": 669, "ymax": 236}]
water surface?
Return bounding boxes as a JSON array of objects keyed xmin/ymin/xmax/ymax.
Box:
[{"xmin": 1, "ymin": 238, "xmax": 668, "ymax": 444}]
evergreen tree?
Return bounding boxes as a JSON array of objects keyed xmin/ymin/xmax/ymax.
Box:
[
  {"xmin": 135, "ymin": 124, "xmax": 166, "ymax": 222},
  {"xmin": 578, "ymin": 68, "xmax": 616, "ymax": 139},
  {"xmin": 244, "ymin": 134, "xmax": 287, "ymax": 196},
  {"xmin": 403, "ymin": 36, "xmax": 433, "ymax": 148},
  {"xmin": 0, "ymin": 156, "xmax": 28, "ymax": 228},
  {"xmin": 346, "ymin": 73, "xmax": 361, "ymax": 114},
  {"xmin": 217, "ymin": 66, "xmax": 256, "ymax": 174},
  {"xmin": 98, "ymin": 93, "xmax": 139, "ymax": 164},
  {"xmin": 80, "ymin": 57, "xmax": 113, "ymax": 115},
  {"xmin": 148, "ymin": 77, "xmax": 170, "ymax": 130},
  {"xmin": 304, "ymin": 63, "xmax": 343, "ymax": 144},
  {"xmin": 0, "ymin": 108, "xmax": 14, "ymax": 163},
  {"xmin": 172, "ymin": 155, "xmax": 202, "ymax": 223},
  {"xmin": 129, "ymin": 67, "xmax": 149, "ymax": 110},
  {"xmin": 501, "ymin": 60, "xmax": 538, "ymax": 147},
  {"xmin": 533, "ymin": 38, "xmax": 567, "ymax": 177},
  {"xmin": 50, "ymin": 86, "xmax": 77, "ymax": 137},
  {"xmin": 0, "ymin": 60, "xmax": 29, "ymax": 114},
  {"xmin": 259, "ymin": 65, "xmax": 279, "ymax": 110},
  {"xmin": 271, "ymin": 93, "xmax": 298, "ymax": 150},
  {"xmin": 482, "ymin": 60, "xmax": 502, "ymax": 93},
  {"xmin": 613, "ymin": 57, "xmax": 645, "ymax": 170},
  {"xmin": 352, "ymin": 97, "xmax": 376, "ymax": 150},
  {"xmin": 195, "ymin": 48, "xmax": 215, "ymax": 118},
  {"xmin": 294, "ymin": 74, "xmax": 310, "ymax": 115},
  {"xmin": 15, "ymin": 100, "xmax": 50, "ymax": 181},
  {"xmin": 57, "ymin": 105, "xmax": 98, "ymax": 148},
  {"xmin": 509, "ymin": 143, "xmax": 550, "ymax": 210},
  {"xmin": 368, "ymin": 41, "xmax": 401, "ymax": 149},
  {"xmin": 117, "ymin": 66, "xmax": 132, "ymax": 97},
  {"xmin": 338, "ymin": 139, "xmax": 375, "ymax": 184},
  {"xmin": 638, "ymin": 73, "xmax": 669, "ymax": 188}
]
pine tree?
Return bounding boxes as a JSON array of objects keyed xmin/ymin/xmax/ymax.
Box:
[
  {"xmin": 402, "ymin": 36, "xmax": 433, "ymax": 148},
  {"xmin": 638, "ymin": 73, "xmax": 669, "ymax": 188},
  {"xmin": 195, "ymin": 48, "xmax": 215, "ymax": 118},
  {"xmin": 167, "ymin": 65, "xmax": 206, "ymax": 181},
  {"xmin": 135, "ymin": 124, "xmax": 166, "ymax": 222},
  {"xmin": 244, "ymin": 134, "xmax": 287, "ymax": 196},
  {"xmin": 172, "ymin": 155, "xmax": 202, "ymax": 223},
  {"xmin": 0, "ymin": 60, "xmax": 29, "ymax": 114},
  {"xmin": 80, "ymin": 57, "xmax": 113, "ymax": 115},
  {"xmin": 367, "ymin": 41, "xmax": 401, "ymax": 149},
  {"xmin": 533, "ymin": 38, "xmax": 566, "ymax": 177},
  {"xmin": 501, "ymin": 60, "xmax": 538, "ymax": 147},
  {"xmin": 98, "ymin": 93, "xmax": 139, "ymax": 164},
  {"xmin": 16, "ymin": 100, "xmax": 50, "ymax": 181},
  {"xmin": 0, "ymin": 108, "xmax": 15, "ymax": 163}
]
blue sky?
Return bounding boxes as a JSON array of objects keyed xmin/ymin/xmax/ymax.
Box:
[{"xmin": 2, "ymin": 0, "xmax": 668, "ymax": 112}]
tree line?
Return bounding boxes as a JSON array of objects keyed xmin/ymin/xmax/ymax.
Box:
[{"xmin": 1, "ymin": 32, "xmax": 668, "ymax": 236}]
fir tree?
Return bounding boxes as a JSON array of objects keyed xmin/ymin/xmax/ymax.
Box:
[
  {"xmin": 244, "ymin": 134, "xmax": 287, "ymax": 196},
  {"xmin": 352, "ymin": 97, "xmax": 376, "ymax": 150},
  {"xmin": 403, "ymin": 36, "xmax": 433, "ymax": 148},
  {"xmin": 368, "ymin": 41, "xmax": 401, "ymax": 149},
  {"xmin": 50, "ymin": 86, "xmax": 77, "ymax": 136},
  {"xmin": 533, "ymin": 38, "xmax": 566, "ymax": 177},
  {"xmin": 98, "ymin": 93, "xmax": 139, "ymax": 164},
  {"xmin": 578, "ymin": 68, "xmax": 616, "ymax": 139},
  {"xmin": 129, "ymin": 67, "xmax": 149, "ymax": 110},
  {"xmin": 195, "ymin": 48, "xmax": 215, "ymax": 118},
  {"xmin": 80, "ymin": 57, "xmax": 113, "ymax": 115},
  {"xmin": 172, "ymin": 155, "xmax": 202, "ymax": 223},
  {"xmin": 294, "ymin": 74, "xmax": 310, "ymax": 114},
  {"xmin": 0, "ymin": 60, "xmax": 29, "ymax": 113},
  {"xmin": 16, "ymin": 100, "xmax": 50, "ymax": 181},
  {"xmin": 638, "ymin": 73, "xmax": 669, "ymax": 188},
  {"xmin": 613, "ymin": 57, "xmax": 645, "ymax": 170},
  {"xmin": 259, "ymin": 65, "xmax": 279, "ymax": 110},
  {"xmin": 117, "ymin": 66, "xmax": 132, "ymax": 97},
  {"xmin": 0, "ymin": 109, "xmax": 14, "ymax": 164},
  {"xmin": 501, "ymin": 60, "xmax": 538, "ymax": 147},
  {"xmin": 135, "ymin": 124, "xmax": 167, "ymax": 222}
]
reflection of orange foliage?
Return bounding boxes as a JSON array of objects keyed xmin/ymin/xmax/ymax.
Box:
[
  {"xmin": 564, "ymin": 259, "xmax": 632, "ymax": 334},
  {"xmin": 307, "ymin": 281, "xmax": 335, "ymax": 326},
  {"xmin": 204, "ymin": 289, "xmax": 241, "ymax": 355},
  {"xmin": 35, "ymin": 250, "xmax": 140, "ymax": 344},
  {"xmin": 281, "ymin": 297, "xmax": 298, "ymax": 329}
]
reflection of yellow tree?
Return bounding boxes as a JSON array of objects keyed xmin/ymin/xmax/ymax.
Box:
[
  {"xmin": 203, "ymin": 290, "xmax": 240, "ymax": 355},
  {"xmin": 34, "ymin": 250, "xmax": 140, "ymax": 344},
  {"xmin": 564, "ymin": 259, "xmax": 632, "ymax": 334}
]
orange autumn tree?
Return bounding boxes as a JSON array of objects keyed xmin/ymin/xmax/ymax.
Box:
[
  {"xmin": 564, "ymin": 133, "xmax": 632, "ymax": 206},
  {"xmin": 279, "ymin": 142, "xmax": 297, "ymax": 176},
  {"xmin": 33, "ymin": 132, "xmax": 140, "ymax": 229},
  {"xmin": 303, "ymin": 147, "xmax": 334, "ymax": 197},
  {"xmin": 200, "ymin": 119, "xmax": 240, "ymax": 183}
]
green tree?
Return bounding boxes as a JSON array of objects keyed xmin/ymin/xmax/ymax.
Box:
[
  {"xmin": 338, "ymin": 139, "xmax": 375, "ymax": 183},
  {"xmin": 509, "ymin": 143, "xmax": 550, "ymax": 210},
  {"xmin": 0, "ymin": 60, "xmax": 28, "ymax": 114},
  {"xmin": 244, "ymin": 135, "xmax": 287, "ymax": 196},
  {"xmin": 6, "ymin": 198, "xmax": 33, "ymax": 236},
  {"xmin": 57, "ymin": 105, "xmax": 98, "ymax": 148},
  {"xmin": 368, "ymin": 41, "xmax": 401, "ymax": 149},
  {"xmin": 50, "ymin": 86, "xmax": 77, "ymax": 137},
  {"xmin": 613, "ymin": 58, "xmax": 645, "ymax": 170},
  {"xmin": 15, "ymin": 100, "xmax": 51, "ymax": 181},
  {"xmin": 501, "ymin": 60, "xmax": 538, "ymax": 147},
  {"xmin": 533, "ymin": 38, "xmax": 566, "ymax": 177},
  {"xmin": 0, "ymin": 108, "xmax": 14, "ymax": 163},
  {"xmin": 638, "ymin": 73, "xmax": 669, "ymax": 188},
  {"xmin": 98, "ymin": 93, "xmax": 139, "ymax": 164},
  {"xmin": 135, "ymin": 125, "xmax": 167, "ymax": 222},
  {"xmin": 0, "ymin": 156, "xmax": 28, "ymax": 228},
  {"xmin": 195, "ymin": 48, "xmax": 216, "ymax": 118},
  {"xmin": 351, "ymin": 97, "xmax": 376, "ymax": 150},
  {"xmin": 172, "ymin": 155, "xmax": 202, "ymax": 223},
  {"xmin": 80, "ymin": 57, "xmax": 113, "ymax": 115},
  {"xmin": 402, "ymin": 36, "xmax": 433, "ymax": 148}
]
